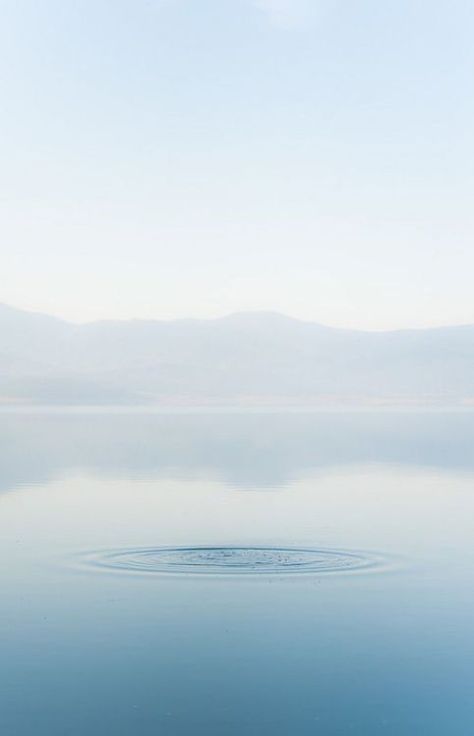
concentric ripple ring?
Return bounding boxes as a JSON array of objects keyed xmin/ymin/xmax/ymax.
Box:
[{"xmin": 81, "ymin": 546, "xmax": 385, "ymax": 576}]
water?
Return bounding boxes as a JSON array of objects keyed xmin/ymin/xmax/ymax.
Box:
[
  {"xmin": 82, "ymin": 544, "xmax": 384, "ymax": 576},
  {"xmin": 1, "ymin": 409, "xmax": 474, "ymax": 735}
]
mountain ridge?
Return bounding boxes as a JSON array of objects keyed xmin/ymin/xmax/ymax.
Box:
[
  {"xmin": 1, "ymin": 303, "xmax": 473, "ymax": 406},
  {"xmin": 2, "ymin": 302, "xmax": 473, "ymax": 333}
]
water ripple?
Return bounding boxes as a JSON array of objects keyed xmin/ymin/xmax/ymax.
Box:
[{"xmin": 80, "ymin": 545, "xmax": 386, "ymax": 577}]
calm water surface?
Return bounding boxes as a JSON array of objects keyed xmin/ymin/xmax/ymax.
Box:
[{"xmin": 1, "ymin": 410, "xmax": 474, "ymax": 735}]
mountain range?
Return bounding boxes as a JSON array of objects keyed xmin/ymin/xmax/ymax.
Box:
[{"xmin": 1, "ymin": 303, "xmax": 473, "ymax": 406}]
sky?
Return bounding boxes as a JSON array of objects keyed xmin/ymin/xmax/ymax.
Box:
[{"xmin": 1, "ymin": 0, "xmax": 473, "ymax": 329}]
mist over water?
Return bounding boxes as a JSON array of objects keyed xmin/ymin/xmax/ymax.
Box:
[{"xmin": 1, "ymin": 409, "xmax": 474, "ymax": 734}]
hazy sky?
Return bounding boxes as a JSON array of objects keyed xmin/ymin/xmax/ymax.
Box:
[{"xmin": 1, "ymin": 0, "xmax": 473, "ymax": 329}]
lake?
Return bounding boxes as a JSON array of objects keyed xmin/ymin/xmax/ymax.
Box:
[{"xmin": 1, "ymin": 409, "xmax": 473, "ymax": 735}]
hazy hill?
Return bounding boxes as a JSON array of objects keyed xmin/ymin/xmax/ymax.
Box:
[{"xmin": 0, "ymin": 303, "xmax": 473, "ymax": 406}]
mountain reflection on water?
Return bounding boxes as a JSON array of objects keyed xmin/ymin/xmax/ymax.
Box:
[{"xmin": 1, "ymin": 408, "xmax": 473, "ymax": 493}]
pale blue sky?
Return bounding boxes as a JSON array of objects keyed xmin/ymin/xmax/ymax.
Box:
[{"xmin": 1, "ymin": 0, "xmax": 473, "ymax": 328}]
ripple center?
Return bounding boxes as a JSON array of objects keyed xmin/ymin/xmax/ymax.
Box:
[{"xmin": 82, "ymin": 545, "xmax": 384, "ymax": 576}]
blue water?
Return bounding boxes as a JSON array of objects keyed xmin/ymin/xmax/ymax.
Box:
[{"xmin": 1, "ymin": 409, "xmax": 473, "ymax": 734}]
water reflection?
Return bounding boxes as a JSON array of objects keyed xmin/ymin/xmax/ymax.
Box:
[{"xmin": 1, "ymin": 409, "xmax": 473, "ymax": 493}]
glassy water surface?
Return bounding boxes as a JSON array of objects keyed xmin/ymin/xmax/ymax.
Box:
[{"xmin": 1, "ymin": 409, "xmax": 474, "ymax": 735}]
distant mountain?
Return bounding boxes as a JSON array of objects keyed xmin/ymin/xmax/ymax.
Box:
[{"xmin": 0, "ymin": 303, "xmax": 473, "ymax": 406}]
